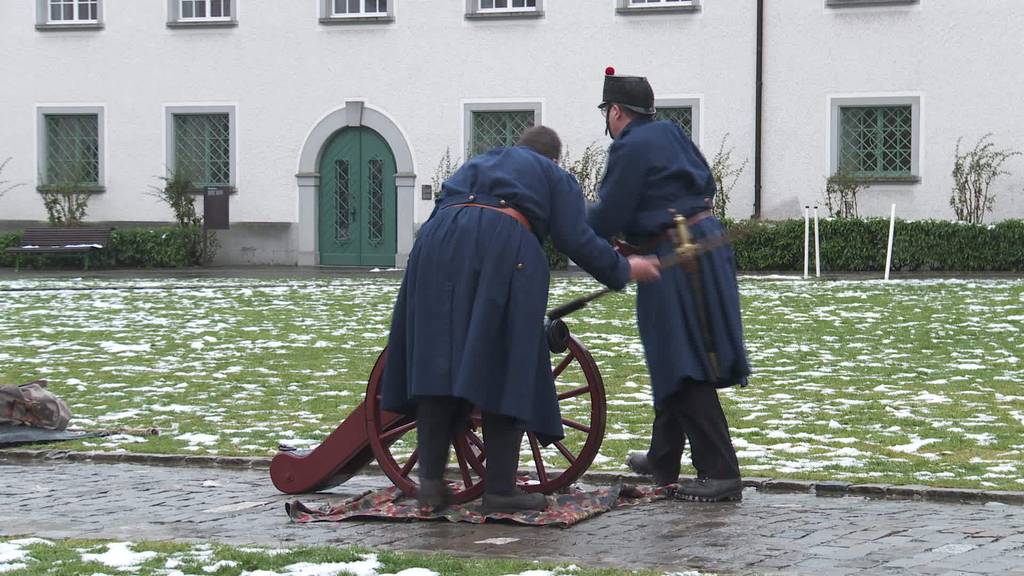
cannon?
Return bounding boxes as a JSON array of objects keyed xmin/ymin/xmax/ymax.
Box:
[{"xmin": 270, "ymin": 318, "xmax": 606, "ymax": 503}]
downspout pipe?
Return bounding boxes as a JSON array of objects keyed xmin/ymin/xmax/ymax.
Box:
[{"xmin": 753, "ymin": 0, "xmax": 764, "ymax": 219}]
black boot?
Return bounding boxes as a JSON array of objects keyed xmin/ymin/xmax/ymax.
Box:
[
  {"xmin": 626, "ymin": 452, "xmax": 681, "ymax": 487},
  {"xmin": 674, "ymin": 477, "xmax": 743, "ymax": 502},
  {"xmin": 625, "ymin": 451, "xmax": 653, "ymax": 475},
  {"xmin": 417, "ymin": 478, "xmax": 450, "ymax": 510},
  {"xmin": 482, "ymin": 488, "xmax": 550, "ymax": 514}
]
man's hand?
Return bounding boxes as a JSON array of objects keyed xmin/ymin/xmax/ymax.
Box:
[{"xmin": 627, "ymin": 255, "xmax": 661, "ymax": 283}]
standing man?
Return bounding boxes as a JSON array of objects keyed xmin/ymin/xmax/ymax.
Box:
[
  {"xmin": 381, "ymin": 126, "xmax": 661, "ymax": 513},
  {"xmin": 589, "ymin": 68, "xmax": 750, "ymax": 502}
]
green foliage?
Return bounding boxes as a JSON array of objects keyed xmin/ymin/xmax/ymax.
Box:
[
  {"xmin": 38, "ymin": 161, "xmax": 93, "ymax": 226},
  {"xmin": 105, "ymin": 227, "xmax": 197, "ymax": 268},
  {"xmin": 709, "ymin": 133, "xmax": 748, "ymax": 219},
  {"xmin": 152, "ymin": 169, "xmax": 201, "ymax": 228},
  {"xmin": 543, "ymin": 237, "xmax": 569, "ymax": 270},
  {"xmin": 824, "ymin": 168, "xmax": 863, "ymax": 219},
  {"xmin": 950, "ymin": 134, "xmax": 1022, "ymax": 224},
  {"xmin": 0, "ymin": 233, "xmax": 19, "ymax": 267},
  {"xmin": 0, "ymin": 227, "xmax": 197, "ymax": 269},
  {"xmin": 40, "ymin": 185, "xmax": 91, "ymax": 227},
  {"xmin": 561, "ymin": 141, "xmax": 607, "ymax": 203},
  {"xmin": 431, "ymin": 147, "xmax": 461, "ymax": 200},
  {"xmin": 729, "ymin": 218, "xmax": 1024, "ymax": 272},
  {"xmin": 149, "ymin": 169, "xmax": 217, "ymax": 264}
]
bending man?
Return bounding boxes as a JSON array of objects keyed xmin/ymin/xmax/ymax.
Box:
[{"xmin": 380, "ymin": 126, "xmax": 661, "ymax": 513}]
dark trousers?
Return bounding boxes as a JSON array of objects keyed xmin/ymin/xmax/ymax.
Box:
[
  {"xmin": 416, "ymin": 396, "xmax": 524, "ymax": 495},
  {"xmin": 646, "ymin": 381, "xmax": 740, "ymax": 483}
]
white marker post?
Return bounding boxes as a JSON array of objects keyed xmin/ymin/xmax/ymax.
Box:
[
  {"xmin": 813, "ymin": 205, "xmax": 821, "ymax": 278},
  {"xmin": 884, "ymin": 203, "xmax": 896, "ymax": 281},
  {"xmin": 803, "ymin": 206, "xmax": 810, "ymax": 279}
]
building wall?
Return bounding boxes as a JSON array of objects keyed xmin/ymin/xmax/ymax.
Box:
[
  {"xmin": 2, "ymin": 0, "xmax": 1021, "ymax": 264},
  {"xmin": 763, "ymin": 0, "xmax": 1024, "ymax": 220}
]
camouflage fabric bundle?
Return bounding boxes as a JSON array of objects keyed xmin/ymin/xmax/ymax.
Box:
[
  {"xmin": 0, "ymin": 380, "xmax": 71, "ymax": 430},
  {"xmin": 286, "ymin": 483, "xmax": 673, "ymax": 528}
]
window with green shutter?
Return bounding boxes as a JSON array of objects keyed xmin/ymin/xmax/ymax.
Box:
[
  {"xmin": 470, "ymin": 110, "xmax": 535, "ymax": 157},
  {"xmin": 45, "ymin": 114, "xmax": 99, "ymax": 185},
  {"xmin": 657, "ymin": 106, "xmax": 694, "ymax": 138},
  {"xmin": 173, "ymin": 113, "xmax": 231, "ymax": 186},
  {"xmin": 838, "ymin": 106, "xmax": 913, "ymax": 178}
]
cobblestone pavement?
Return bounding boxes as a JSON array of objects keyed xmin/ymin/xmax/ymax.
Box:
[{"xmin": 3, "ymin": 459, "xmax": 1024, "ymax": 576}]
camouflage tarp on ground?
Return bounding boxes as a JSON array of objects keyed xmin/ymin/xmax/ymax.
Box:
[{"xmin": 287, "ymin": 483, "xmax": 674, "ymax": 528}]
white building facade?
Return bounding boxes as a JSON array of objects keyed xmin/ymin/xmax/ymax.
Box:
[{"xmin": 1, "ymin": 0, "xmax": 1021, "ymax": 266}]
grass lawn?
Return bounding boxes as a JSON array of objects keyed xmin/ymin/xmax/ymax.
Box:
[
  {"xmin": 1, "ymin": 275, "xmax": 1021, "ymax": 490},
  {"xmin": 0, "ymin": 538, "xmax": 691, "ymax": 576}
]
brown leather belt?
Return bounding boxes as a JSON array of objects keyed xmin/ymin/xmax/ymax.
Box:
[
  {"xmin": 451, "ymin": 202, "xmax": 533, "ymax": 233},
  {"xmin": 615, "ymin": 210, "xmax": 715, "ymax": 256},
  {"xmin": 685, "ymin": 210, "xmax": 714, "ymax": 226}
]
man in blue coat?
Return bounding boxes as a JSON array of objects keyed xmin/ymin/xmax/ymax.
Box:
[
  {"xmin": 589, "ymin": 68, "xmax": 751, "ymax": 502},
  {"xmin": 381, "ymin": 126, "xmax": 661, "ymax": 513}
]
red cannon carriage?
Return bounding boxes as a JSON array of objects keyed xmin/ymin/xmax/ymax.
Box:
[{"xmin": 270, "ymin": 319, "xmax": 607, "ymax": 503}]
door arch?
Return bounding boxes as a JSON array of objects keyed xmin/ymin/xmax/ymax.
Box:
[{"xmin": 317, "ymin": 127, "xmax": 397, "ymax": 266}]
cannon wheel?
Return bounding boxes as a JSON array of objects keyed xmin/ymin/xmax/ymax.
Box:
[{"xmin": 365, "ymin": 333, "xmax": 606, "ymax": 504}]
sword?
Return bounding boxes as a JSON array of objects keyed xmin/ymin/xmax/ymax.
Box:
[
  {"xmin": 545, "ymin": 226, "xmax": 742, "ymax": 321},
  {"xmin": 672, "ymin": 211, "xmax": 720, "ymax": 380}
]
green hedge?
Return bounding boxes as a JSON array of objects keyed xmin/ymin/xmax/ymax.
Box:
[
  {"xmin": 729, "ymin": 218, "xmax": 1024, "ymax": 272},
  {"xmin": 0, "ymin": 227, "xmax": 198, "ymax": 269},
  {"xmin": 5, "ymin": 220, "xmax": 1021, "ymax": 272}
]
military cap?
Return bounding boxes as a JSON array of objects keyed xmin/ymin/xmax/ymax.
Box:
[{"xmin": 599, "ymin": 66, "xmax": 656, "ymax": 115}]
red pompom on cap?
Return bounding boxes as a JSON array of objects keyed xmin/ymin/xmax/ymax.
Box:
[{"xmin": 605, "ymin": 66, "xmax": 616, "ymax": 76}]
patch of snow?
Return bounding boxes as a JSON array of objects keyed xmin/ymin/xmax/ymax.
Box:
[{"xmin": 80, "ymin": 542, "xmax": 157, "ymax": 569}]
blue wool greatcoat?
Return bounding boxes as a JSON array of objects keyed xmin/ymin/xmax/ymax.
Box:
[
  {"xmin": 380, "ymin": 146, "xmax": 630, "ymax": 441},
  {"xmin": 588, "ymin": 117, "xmax": 750, "ymax": 409}
]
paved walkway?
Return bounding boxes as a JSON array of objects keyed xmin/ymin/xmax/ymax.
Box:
[{"xmin": 3, "ymin": 459, "xmax": 1024, "ymax": 575}]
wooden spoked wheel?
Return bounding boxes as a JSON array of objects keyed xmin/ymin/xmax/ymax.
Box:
[
  {"xmin": 364, "ymin": 332, "xmax": 606, "ymax": 504},
  {"xmin": 364, "ymin": 349, "xmax": 486, "ymax": 504}
]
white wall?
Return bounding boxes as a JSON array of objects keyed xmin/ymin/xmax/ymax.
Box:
[
  {"xmin": 763, "ymin": 0, "xmax": 1024, "ymax": 220},
  {"xmin": 0, "ymin": 0, "xmax": 757, "ymax": 230},
  {"xmin": 3, "ymin": 0, "xmax": 1019, "ymax": 264}
]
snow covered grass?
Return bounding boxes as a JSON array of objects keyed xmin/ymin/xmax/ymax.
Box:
[
  {"xmin": 0, "ymin": 538, "xmax": 697, "ymax": 575},
  {"xmin": 1, "ymin": 275, "xmax": 1021, "ymax": 490}
]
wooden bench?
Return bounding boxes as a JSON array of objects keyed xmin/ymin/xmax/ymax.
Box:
[{"xmin": 5, "ymin": 227, "xmax": 113, "ymax": 271}]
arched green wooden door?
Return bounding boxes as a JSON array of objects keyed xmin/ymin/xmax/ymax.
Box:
[{"xmin": 318, "ymin": 127, "xmax": 397, "ymax": 266}]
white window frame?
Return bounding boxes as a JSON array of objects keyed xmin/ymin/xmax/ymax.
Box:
[
  {"xmin": 461, "ymin": 100, "xmax": 543, "ymax": 159},
  {"xmin": 655, "ymin": 97, "xmax": 702, "ymax": 150},
  {"xmin": 36, "ymin": 105, "xmax": 106, "ymax": 192},
  {"xmin": 320, "ymin": 0, "xmax": 394, "ymax": 24},
  {"xmin": 828, "ymin": 94, "xmax": 922, "ymax": 183},
  {"xmin": 826, "ymin": 0, "xmax": 918, "ymax": 7},
  {"xmin": 465, "ymin": 0, "xmax": 543, "ymax": 19},
  {"xmin": 616, "ymin": 0, "xmax": 700, "ymax": 14},
  {"xmin": 47, "ymin": 0, "xmax": 98, "ymax": 23},
  {"xmin": 164, "ymin": 105, "xmax": 238, "ymax": 189},
  {"xmin": 331, "ymin": 0, "xmax": 388, "ymax": 17},
  {"xmin": 168, "ymin": 0, "xmax": 237, "ymax": 27},
  {"xmin": 36, "ymin": 0, "xmax": 103, "ymax": 30}
]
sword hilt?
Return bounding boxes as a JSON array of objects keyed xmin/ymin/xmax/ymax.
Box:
[{"xmin": 671, "ymin": 210, "xmax": 698, "ymax": 257}]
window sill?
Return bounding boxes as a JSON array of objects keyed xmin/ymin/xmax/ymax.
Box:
[
  {"xmin": 37, "ymin": 185, "xmax": 106, "ymax": 194},
  {"xmin": 36, "ymin": 22, "xmax": 104, "ymax": 31},
  {"xmin": 465, "ymin": 10, "xmax": 544, "ymax": 20},
  {"xmin": 854, "ymin": 175, "xmax": 921, "ymax": 185},
  {"xmin": 826, "ymin": 0, "xmax": 918, "ymax": 7},
  {"xmin": 167, "ymin": 19, "xmax": 239, "ymax": 29},
  {"xmin": 187, "ymin": 185, "xmax": 237, "ymax": 195},
  {"xmin": 616, "ymin": 5, "xmax": 701, "ymax": 15},
  {"xmin": 319, "ymin": 15, "xmax": 395, "ymax": 25}
]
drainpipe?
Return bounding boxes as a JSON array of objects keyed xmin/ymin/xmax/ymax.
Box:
[{"xmin": 753, "ymin": 0, "xmax": 764, "ymax": 219}]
